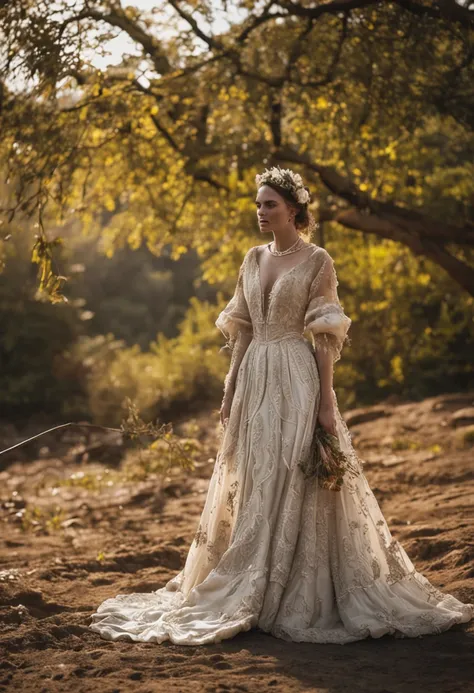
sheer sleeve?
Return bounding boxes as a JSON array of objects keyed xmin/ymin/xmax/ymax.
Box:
[
  {"xmin": 304, "ymin": 250, "xmax": 351, "ymax": 364},
  {"xmin": 215, "ymin": 253, "xmax": 253, "ymax": 354}
]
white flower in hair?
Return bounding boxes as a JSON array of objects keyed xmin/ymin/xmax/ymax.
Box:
[{"xmin": 296, "ymin": 188, "xmax": 310, "ymax": 204}]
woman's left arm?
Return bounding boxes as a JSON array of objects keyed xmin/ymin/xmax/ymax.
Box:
[
  {"xmin": 314, "ymin": 346, "xmax": 336, "ymax": 434},
  {"xmin": 304, "ymin": 250, "xmax": 352, "ymax": 434}
]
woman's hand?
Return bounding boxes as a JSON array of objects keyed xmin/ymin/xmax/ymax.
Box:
[
  {"xmin": 317, "ymin": 399, "xmax": 337, "ymax": 436},
  {"xmin": 220, "ymin": 385, "xmax": 235, "ymax": 427}
]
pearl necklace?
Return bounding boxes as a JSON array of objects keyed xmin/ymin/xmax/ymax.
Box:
[{"xmin": 268, "ymin": 236, "xmax": 305, "ymax": 256}]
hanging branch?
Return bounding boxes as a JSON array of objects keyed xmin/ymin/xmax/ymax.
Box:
[{"xmin": 31, "ymin": 195, "xmax": 69, "ymax": 304}]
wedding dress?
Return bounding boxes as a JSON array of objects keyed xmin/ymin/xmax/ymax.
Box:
[{"xmin": 89, "ymin": 242, "xmax": 474, "ymax": 645}]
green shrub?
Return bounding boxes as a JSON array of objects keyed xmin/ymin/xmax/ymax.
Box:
[{"xmin": 71, "ymin": 297, "xmax": 230, "ymax": 426}]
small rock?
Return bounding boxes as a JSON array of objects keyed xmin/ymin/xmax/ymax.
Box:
[
  {"xmin": 344, "ymin": 407, "xmax": 390, "ymax": 427},
  {"xmin": 449, "ymin": 408, "xmax": 474, "ymax": 428}
]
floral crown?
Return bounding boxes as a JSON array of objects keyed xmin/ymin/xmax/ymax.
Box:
[{"xmin": 255, "ymin": 166, "xmax": 310, "ymax": 205}]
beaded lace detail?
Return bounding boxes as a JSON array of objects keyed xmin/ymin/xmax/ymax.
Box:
[{"xmin": 215, "ymin": 244, "xmax": 351, "ymax": 358}]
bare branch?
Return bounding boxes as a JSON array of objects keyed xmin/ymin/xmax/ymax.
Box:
[
  {"xmin": 237, "ymin": 2, "xmax": 287, "ymax": 44},
  {"xmin": 276, "ymin": 0, "xmax": 474, "ymax": 26},
  {"xmin": 166, "ymin": 0, "xmax": 225, "ymax": 51},
  {"xmin": 62, "ymin": 7, "xmax": 172, "ymax": 75}
]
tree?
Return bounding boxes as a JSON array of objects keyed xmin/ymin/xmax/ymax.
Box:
[{"xmin": 0, "ymin": 0, "xmax": 473, "ymax": 295}]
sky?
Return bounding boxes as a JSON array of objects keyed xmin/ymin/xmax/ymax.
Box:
[
  {"xmin": 86, "ymin": 0, "xmax": 247, "ymax": 71},
  {"xmin": 4, "ymin": 1, "xmax": 249, "ymax": 95}
]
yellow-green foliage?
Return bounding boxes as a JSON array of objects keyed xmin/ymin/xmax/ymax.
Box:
[
  {"xmin": 65, "ymin": 233, "xmax": 474, "ymax": 422},
  {"xmin": 75, "ymin": 297, "xmax": 230, "ymax": 425},
  {"xmin": 329, "ymin": 234, "xmax": 474, "ymax": 404},
  {"xmin": 391, "ymin": 438, "xmax": 421, "ymax": 452},
  {"xmin": 17, "ymin": 505, "xmax": 66, "ymax": 534}
]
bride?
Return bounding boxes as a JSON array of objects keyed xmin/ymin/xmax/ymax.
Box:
[{"xmin": 89, "ymin": 166, "xmax": 473, "ymax": 645}]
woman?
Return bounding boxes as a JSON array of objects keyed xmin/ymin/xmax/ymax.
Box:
[{"xmin": 89, "ymin": 166, "xmax": 473, "ymax": 645}]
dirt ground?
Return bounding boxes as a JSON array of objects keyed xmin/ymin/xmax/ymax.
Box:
[{"xmin": 1, "ymin": 391, "xmax": 473, "ymax": 693}]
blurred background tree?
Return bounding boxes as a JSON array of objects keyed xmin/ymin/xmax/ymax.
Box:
[{"xmin": 0, "ymin": 0, "xmax": 473, "ymax": 425}]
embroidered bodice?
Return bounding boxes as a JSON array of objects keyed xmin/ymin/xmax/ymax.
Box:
[
  {"xmin": 256, "ymin": 243, "xmax": 316, "ymax": 322},
  {"xmin": 216, "ymin": 243, "xmax": 352, "ymax": 361}
]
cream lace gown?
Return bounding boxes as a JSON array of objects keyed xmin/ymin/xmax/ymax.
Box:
[{"xmin": 89, "ymin": 243, "xmax": 474, "ymax": 645}]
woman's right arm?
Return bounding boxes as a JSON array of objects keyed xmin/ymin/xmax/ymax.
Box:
[
  {"xmin": 215, "ymin": 251, "xmax": 254, "ymax": 426},
  {"xmin": 220, "ymin": 330, "xmax": 253, "ymax": 426}
]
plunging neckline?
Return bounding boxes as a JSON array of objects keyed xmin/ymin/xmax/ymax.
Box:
[{"xmin": 254, "ymin": 244, "xmax": 319, "ymax": 321}]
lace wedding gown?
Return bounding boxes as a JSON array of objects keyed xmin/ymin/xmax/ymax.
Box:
[{"xmin": 89, "ymin": 243, "xmax": 473, "ymax": 645}]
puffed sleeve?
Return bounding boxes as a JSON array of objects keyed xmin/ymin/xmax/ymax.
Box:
[
  {"xmin": 304, "ymin": 250, "xmax": 351, "ymax": 363},
  {"xmin": 215, "ymin": 252, "xmax": 253, "ymax": 353}
]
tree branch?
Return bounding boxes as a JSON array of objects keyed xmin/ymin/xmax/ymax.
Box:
[
  {"xmin": 276, "ymin": 0, "xmax": 474, "ymax": 26},
  {"xmin": 166, "ymin": 0, "xmax": 225, "ymax": 52},
  {"xmin": 274, "ymin": 146, "xmax": 474, "ymax": 294},
  {"xmin": 63, "ymin": 7, "xmax": 172, "ymax": 75},
  {"xmin": 323, "ymin": 206, "xmax": 474, "ymax": 294}
]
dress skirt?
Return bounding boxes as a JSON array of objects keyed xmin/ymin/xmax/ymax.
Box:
[{"xmin": 89, "ymin": 334, "xmax": 474, "ymax": 645}]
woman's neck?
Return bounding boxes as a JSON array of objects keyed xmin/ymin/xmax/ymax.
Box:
[{"xmin": 270, "ymin": 230, "xmax": 301, "ymax": 253}]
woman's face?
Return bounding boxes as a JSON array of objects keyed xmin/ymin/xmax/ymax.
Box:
[{"xmin": 255, "ymin": 185, "xmax": 294, "ymax": 234}]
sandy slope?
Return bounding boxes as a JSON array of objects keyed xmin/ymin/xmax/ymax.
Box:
[{"xmin": 0, "ymin": 391, "xmax": 473, "ymax": 693}]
